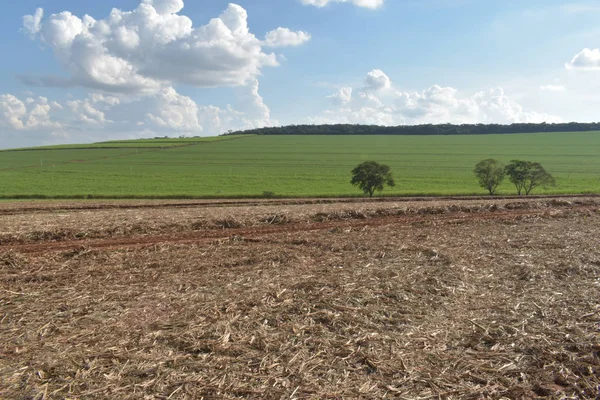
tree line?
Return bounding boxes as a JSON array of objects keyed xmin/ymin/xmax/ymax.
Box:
[{"xmin": 224, "ymin": 122, "xmax": 600, "ymax": 136}]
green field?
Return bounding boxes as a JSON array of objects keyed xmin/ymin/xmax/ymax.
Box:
[
  {"xmin": 0, "ymin": 132, "xmax": 599, "ymax": 198},
  {"xmin": 10, "ymin": 135, "xmax": 248, "ymax": 151}
]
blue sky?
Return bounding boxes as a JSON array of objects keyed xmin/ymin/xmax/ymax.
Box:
[{"xmin": 1, "ymin": 0, "xmax": 600, "ymax": 148}]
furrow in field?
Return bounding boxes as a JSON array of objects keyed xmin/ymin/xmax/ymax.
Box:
[{"xmin": 3, "ymin": 204, "xmax": 596, "ymax": 254}]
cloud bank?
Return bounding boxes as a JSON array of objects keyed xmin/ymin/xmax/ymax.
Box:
[
  {"xmin": 313, "ymin": 69, "xmax": 561, "ymax": 125},
  {"xmin": 21, "ymin": 1, "xmax": 310, "ymax": 94},
  {"xmin": 8, "ymin": 1, "xmax": 317, "ymax": 144},
  {"xmin": 4, "ymin": 1, "xmax": 568, "ymax": 148}
]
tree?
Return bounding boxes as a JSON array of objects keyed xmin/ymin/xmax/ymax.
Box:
[
  {"xmin": 505, "ymin": 160, "xmax": 556, "ymax": 195},
  {"xmin": 351, "ymin": 161, "xmax": 395, "ymax": 197},
  {"xmin": 474, "ymin": 159, "xmax": 505, "ymax": 195}
]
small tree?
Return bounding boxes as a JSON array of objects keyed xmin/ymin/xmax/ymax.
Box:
[
  {"xmin": 505, "ymin": 160, "xmax": 556, "ymax": 195},
  {"xmin": 474, "ymin": 159, "xmax": 505, "ymax": 195},
  {"xmin": 351, "ymin": 161, "xmax": 395, "ymax": 197}
]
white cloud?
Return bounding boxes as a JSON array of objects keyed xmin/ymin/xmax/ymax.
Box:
[
  {"xmin": 199, "ymin": 79, "xmax": 277, "ymax": 133},
  {"xmin": 89, "ymin": 93, "xmax": 121, "ymax": 106},
  {"xmin": 0, "ymin": 95, "xmax": 28, "ymax": 129},
  {"xmin": 357, "ymin": 91, "xmax": 383, "ymax": 107},
  {"xmin": 0, "ymin": 80, "xmax": 277, "ymax": 144},
  {"xmin": 145, "ymin": 87, "xmax": 202, "ymax": 131},
  {"xmin": 22, "ymin": 2, "xmax": 308, "ymax": 94},
  {"xmin": 470, "ymin": 88, "xmax": 559, "ymax": 123},
  {"xmin": 420, "ymin": 85, "xmax": 458, "ymax": 106},
  {"xmin": 300, "ymin": 0, "xmax": 384, "ymax": 9},
  {"xmin": 318, "ymin": 70, "xmax": 561, "ymax": 125},
  {"xmin": 364, "ymin": 69, "xmax": 391, "ymax": 91},
  {"xmin": 22, "ymin": 8, "xmax": 43, "ymax": 36},
  {"xmin": 566, "ymin": 48, "xmax": 600, "ymax": 70},
  {"xmin": 11, "ymin": 1, "xmax": 294, "ymax": 145},
  {"xmin": 264, "ymin": 28, "xmax": 311, "ymax": 47},
  {"xmin": 141, "ymin": 0, "xmax": 185, "ymax": 15},
  {"xmin": 540, "ymin": 84, "xmax": 566, "ymax": 91},
  {"xmin": 66, "ymin": 94, "xmax": 119, "ymax": 125},
  {"xmin": 193, "ymin": 80, "xmax": 278, "ymax": 134},
  {"xmin": 243, "ymin": 79, "xmax": 277, "ymax": 128},
  {"xmin": 0, "ymin": 95, "xmax": 61, "ymax": 130},
  {"xmin": 327, "ymin": 87, "xmax": 353, "ymax": 105}
]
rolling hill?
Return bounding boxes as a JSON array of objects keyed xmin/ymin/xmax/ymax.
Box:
[{"xmin": 0, "ymin": 132, "xmax": 599, "ymax": 198}]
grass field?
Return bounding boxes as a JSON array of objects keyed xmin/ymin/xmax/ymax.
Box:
[
  {"xmin": 8, "ymin": 135, "xmax": 250, "ymax": 151},
  {"xmin": 0, "ymin": 132, "xmax": 599, "ymax": 198}
]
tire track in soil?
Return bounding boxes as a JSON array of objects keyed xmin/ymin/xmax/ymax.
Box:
[{"xmin": 3, "ymin": 205, "xmax": 596, "ymax": 255}]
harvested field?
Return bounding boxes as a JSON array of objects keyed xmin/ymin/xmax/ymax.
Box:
[{"xmin": 0, "ymin": 197, "xmax": 599, "ymax": 399}]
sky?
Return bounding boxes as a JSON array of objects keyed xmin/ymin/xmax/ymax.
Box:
[{"xmin": 1, "ymin": 0, "xmax": 600, "ymax": 148}]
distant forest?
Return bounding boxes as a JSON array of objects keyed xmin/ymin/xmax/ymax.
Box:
[{"xmin": 222, "ymin": 122, "xmax": 600, "ymax": 136}]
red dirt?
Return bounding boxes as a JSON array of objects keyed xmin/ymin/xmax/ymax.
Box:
[{"xmin": 2, "ymin": 203, "xmax": 596, "ymax": 254}]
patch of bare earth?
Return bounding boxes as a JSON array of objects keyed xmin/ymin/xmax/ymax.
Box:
[{"xmin": 0, "ymin": 198, "xmax": 598, "ymax": 399}]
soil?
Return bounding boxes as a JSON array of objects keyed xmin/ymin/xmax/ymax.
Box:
[{"xmin": 0, "ymin": 197, "xmax": 598, "ymax": 399}]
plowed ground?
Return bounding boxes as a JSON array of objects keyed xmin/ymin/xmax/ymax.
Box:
[{"xmin": 1, "ymin": 197, "xmax": 599, "ymax": 399}]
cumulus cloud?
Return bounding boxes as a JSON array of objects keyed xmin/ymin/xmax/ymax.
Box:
[
  {"xmin": 0, "ymin": 92, "xmax": 125, "ymax": 136},
  {"xmin": 566, "ymin": 48, "xmax": 600, "ymax": 70},
  {"xmin": 469, "ymin": 88, "xmax": 560, "ymax": 123},
  {"xmin": 0, "ymin": 95, "xmax": 61, "ymax": 130},
  {"xmin": 357, "ymin": 91, "xmax": 383, "ymax": 107},
  {"xmin": 22, "ymin": 2, "xmax": 308, "ymax": 94},
  {"xmin": 0, "ymin": 80, "xmax": 279, "ymax": 144},
  {"xmin": 317, "ymin": 70, "xmax": 561, "ymax": 125},
  {"xmin": 364, "ymin": 69, "xmax": 391, "ymax": 91},
  {"xmin": 66, "ymin": 94, "xmax": 121, "ymax": 125},
  {"xmin": 327, "ymin": 87, "xmax": 353, "ymax": 105},
  {"xmin": 141, "ymin": 0, "xmax": 184, "ymax": 15},
  {"xmin": 197, "ymin": 79, "xmax": 277, "ymax": 134},
  {"xmin": 89, "ymin": 93, "xmax": 121, "ymax": 106},
  {"xmin": 300, "ymin": 0, "xmax": 384, "ymax": 9},
  {"xmin": 264, "ymin": 28, "xmax": 311, "ymax": 47},
  {"xmin": 144, "ymin": 87, "xmax": 202, "ymax": 131},
  {"xmin": 238, "ymin": 79, "xmax": 276, "ymax": 128},
  {"xmin": 22, "ymin": 8, "xmax": 43, "ymax": 36},
  {"xmin": 11, "ymin": 1, "xmax": 303, "ymax": 144}
]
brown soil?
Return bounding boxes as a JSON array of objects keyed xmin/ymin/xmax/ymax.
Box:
[{"xmin": 0, "ymin": 197, "xmax": 598, "ymax": 399}]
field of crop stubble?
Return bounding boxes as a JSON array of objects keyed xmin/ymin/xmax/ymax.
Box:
[{"xmin": 0, "ymin": 196, "xmax": 599, "ymax": 399}]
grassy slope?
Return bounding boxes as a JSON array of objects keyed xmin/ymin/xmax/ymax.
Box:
[
  {"xmin": 4, "ymin": 135, "xmax": 249, "ymax": 151},
  {"xmin": 0, "ymin": 132, "xmax": 598, "ymax": 198}
]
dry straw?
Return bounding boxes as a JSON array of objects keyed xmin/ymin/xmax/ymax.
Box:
[{"xmin": 0, "ymin": 198, "xmax": 598, "ymax": 399}]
